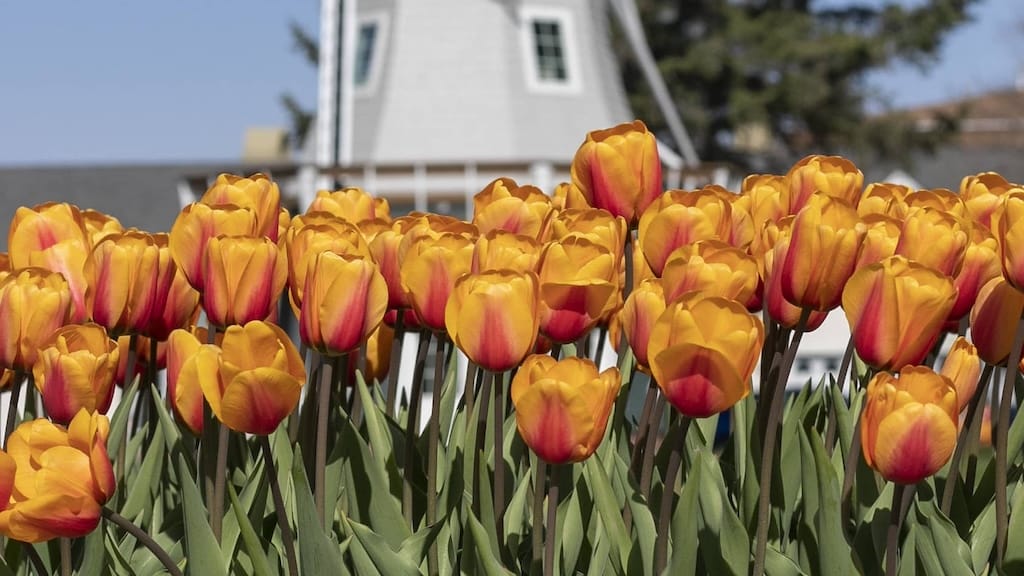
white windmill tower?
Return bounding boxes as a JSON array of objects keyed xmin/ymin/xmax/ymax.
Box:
[{"xmin": 307, "ymin": 0, "xmax": 707, "ymax": 216}]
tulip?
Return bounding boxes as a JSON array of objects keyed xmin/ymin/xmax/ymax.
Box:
[
  {"xmin": 87, "ymin": 232, "xmax": 161, "ymax": 336},
  {"xmin": 80, "ymin": 210, "xmax": 124, "ymax": 246},
  {"xmin": 33, "ymin": 324, "xmax": 118, "ymax": 424},
  {"xmin": 854, "ymin": 214, "xmax": 901, "ymax": 270},
  {"xmin": 842, "ymin": 256, "xmax": 957, "ymax": 371},
  {"xmin": 619, "ymin": 279, "xmax": 666, "ymax": 371},
  {"xmin": 713, "ymin": 185, "xmax": 755, "ymax": 251},
  {"xmin": 570, "ymin": 120, "xmax": 662, "ymax": 224},
  {"xmin": 547, "ymin": 208, "xmax": 628, "ymax": 264},
  {"xmin": 536, "ymin": 237, "xmax": 618, "ymax": 343},
  {"xmin": 647, "ymin": 294, "xmax": 764, "ymax": 418},
  {"xmin": 970, "ymin": 276, "xmax": 1024, "ymax": 366},
  {"xmin": 660, "ymin": 240, "xmax": 759, "ymax": 304},
  {"xmin": 894, "ymin": 207, "xmax": 968, "ymax": 277},
  {"xmin": 142, "ymin": 234, "xmax": 200, "ymax": 341},
  {"xmin": 166, "ymin": 328, "xmax": 210, "ymax": 435},
  {"xmin": 300, "ymin": 251, "xmax": 387, "ymax": 355},
  {"xmin": 197, "ymin": 321, "xmax": 305, "ymax": 435},
  {"xmin": 940, "ymin": 337, "xmax": 982, "ymax": 414},
  {"xmin": 786, "ymin": 155, "xmax": 863, "ymax": 213},
  {"xmin": 472, "ymin": 230, "xmax": 540, "ymax": 274},
  {"xmin": 445, "ymin": 270, "xmax": 540, "ymax": 372},
  {"xmin": 762, "ymin": 226, "xmax": 829, "ymax": 331},
  {"xmin": 510, "ymin": 354, "xmax": 619, "ymax": 464},
  {"xmin": 861, "ymin": 367, "xmax": 958, "ymax": 484},
  {"xmin": 947, "ymin": 225, "xmax": 1000, "ymax": 324},
  {"xmin": 8, "ymin": 203, "xmax": 89, "ymax": 269},
  {"xmin": 0, "ymin": 410, "xmax": 114, "ymax": 542},
  {"xmin": 858, "ymin": 182, "xmax": 910, "ymax": 219},
  {"xmin": 638, "ymin": 189, "xmax": 732, "ymax": 276},
  {"xmin": 0, "ymin": 269, "xmax": 72, "ymax": 371},
  {"xmin": 362, "ymin": 322, "xmax": 394, "ymax": 383},
  {"xmin": 285, "ymin": 212, "xmax": 370, "ymax": 314},
  {"xmin": 960, "ymin": 172, "xmax": 1019, "ymax": 230},
  {"xmin": 741, "ymin": 174, "xmax": 788, "ymax": 235},
  {"xmin": 472, "ymin": 178, "xmax": 553, "ymax": 239},
  {"xmin": 202, "ymin": 235, "xmax": 287, "ymax": 327},
  {"xmin": 369, "ymin": 217, "xmax": 413, "ymax": 311},
  {"xmin": 992, "ymin": 190, "xmax": 1024, "ymax": 291},
  {"xmin": 169, "ymin": 202, "xmax": 260, "ymax": 293},
  {"xmin": 306, "ymin": 187, "xmax": 390, "ymax": 223},
  {"xmin": 400, "ymin": 232, "xmax": 475, "ymax": 332},
  {"xmin": 551, "ymin": 182, "xmax": 590, "ymax": 211},
  {"xmin": 904, "ymin": 188, "xmax": 966, "ymax": 218},
  {"xmin": 200, "ymin": 173, "xmax": 282, "ymax": 241},
  {"xmin": 779, "ymin": 194, "xmax": 864, "ymax": 311}
]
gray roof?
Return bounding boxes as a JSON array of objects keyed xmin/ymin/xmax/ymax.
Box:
[
  {"xmin": 864, "ymin": 146, "xmax": 1024, "ymax": 190},
  {"xmin": 0, "ymin": 163, "xmax": 296, "ymax": 251}
]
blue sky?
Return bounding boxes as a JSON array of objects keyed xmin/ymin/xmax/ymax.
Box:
[{"xmin": 0, "ymin": 0, "xmax": 1020, "ymax": 166}]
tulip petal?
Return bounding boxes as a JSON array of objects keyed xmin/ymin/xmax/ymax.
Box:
[
  {"xmin": 513, "ymin": 378, "xmax": 596, "ymax": 464},
  {"xmin": 871, "ymin": 403, "xmax": 957, "ymax": 484},
  {"xmin": 650, "ymin": 344, "xmax": 748, "ymax": 418},
  {"xmin": 4, "ymin": 493, "xmax": 102, "ymax": 542},
  {"xmin": 219, "ymin": 368, "xmax": 302, "ymax": 435}
]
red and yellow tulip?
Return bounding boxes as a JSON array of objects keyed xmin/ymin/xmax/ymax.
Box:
[
  {"xmin": 0, "ymin": 268, "xmax": 72, "ymax": 371},
  {"xmin": 202, "ymin": 235, "xmax": 288, "ymax": 327},
  {"xmin": 33, "ymin": 324, "xmax": 118, "ymax": 424},
  {"xmin": 300, "ymin": 251, "xmax": 387, "ymax": 356},
  {"xmin": 570, "ymin": 120, "xmax": 662, "ymax": 224}
]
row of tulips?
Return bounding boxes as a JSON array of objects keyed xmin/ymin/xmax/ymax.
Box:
[{"xmin": 0, "ymin": 120, "xmax": 1021, "ymax": 575}]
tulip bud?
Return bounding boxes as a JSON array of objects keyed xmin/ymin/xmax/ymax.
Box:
[
  {"xmin": 858, "ymin": 182, "xmax": 910, "ymax": 219},
  {"xmin": 80, "ymin": 210, "xmax": 124, "ymax": 247},
  {"xmin": 200, "ymin": 173, "xmax": 282, "ymax": 241},
  {"xmin": 306, "ymin": 187, "xmax": 390, "ymax": 223},
  {"xmin": 202, "ymin": 235, "xmax": 287, "ymax": 327},
  {"xmin": 970, "ymin": 276, "xmax": 1024, "ymax": 366},
  {"xmin": 300, "ymin": 252, "xmax": 387, "ymax": 356},
  {"xmin": 33, "ymin": 324, "xmax": 118, "ymax": 424},
  {"xmin": 854, "ymin": 214, "xmax": 901, "ymax": 271},
  {"xmin": 169, "ymin": 203, "xmax": 260, "ymax": 293},
  {"xmin": 445, "ymin": 270, "xmax": 540, "ymax": 372},
  {"xmin": 992, "ymin": 190, "xmax": 1024, "ymax": 291},
  {"xmin": 88, "ymin": 232, "xmax": 161, "ymax": 337},
  {"xmin": 536, "ymin": 238, "xmax": 618, "ymax": 343},
  {"xmin": 472, "ymin": 230, "xmax": 540, "ymax": 274},
  {"xmin": 142, "ymin": 234, "xmax": 200, "ymax": 341},
  {"xmin": 400, "ymin": 233, "xmax": 475, "ymax": 332},
  {"xmin": 472, "ymin": 178, "xmax": 553, "ymax": 239},
  {"xmin": 939, "ymin": 337, "xmax": 982, "ymax": 414},
  {"xmin": 285, "ymin": 213, "xmax": 370, "ymax": 314},
  {"xmin": 904, "ymin": 188, "xmax": 966, "ymax": 218},
  {"xmin": 741, "ymin": 174, "xmax": 788, "ymax": 234},
  {"xmin": 861, "ymin": 367, "xmax": 958, "ymax": 484},
  {"xmin": 894, "ymin": 207, "xmax": 968, "ymax": 277},
  {"xmin": 570, "ymin": 120, "xmax": 662, "ymax": 224},
  {"xmin": 947, "ymin": 225, "xmax": 1000, "ymax": 324},
  {"xmin": 638, "ymin": 189, "xmax": 732, "ymax": 276},
  {"xmin": 0, "ymin": 268, "xmax": 72, "ymax": 371},
  {"xmin": 166, "ymin": 328, "xmax": 210, "ymax": 435},
  {"xmin": 510, "ymin": 355, "xmax": 619, "ymax": 464},
  {"xmin": 619, "ymin": 279, "xmax": 666, "ymax": 371},
  {"xmin": 551, "ymin": 182, "xmax": 590, "ymax": 212},
  {"xmin": 786, "ymin": 155, "xmax": 863, "ymax": 213},
  {"xmin": 960, "ymin": 172, "xmax": 1019, "ymax": 230},
  {"xmin": 660, "ymin": 240, "xmax": 759, "ymax": 305}
]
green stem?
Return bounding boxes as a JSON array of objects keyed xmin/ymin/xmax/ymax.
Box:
[
  {"xmin": 639, "ymin": 394, "xmax": 666, "ymax": 502},
  {"xmin": 472, "ymin": 370, "xmax": 493, "ymax": 517},
  {"xmin": 103, "ymin": 507, "xmax": 184, "ymax": 576},
  {"xmin": 4, "ymin": 370, "xmax": 24, "ymax": 450},
  {"xmin": 463, "ymin": 361, "xmax": 478, "ymax": 432},
  {"xmin": 60, "ymin": 537, "xmax": 71, "ymax": 576},
  {"xmin": 654, "ymin": 418, "xmax": 690, "ymax": 575},
  {"xmin": 885, "ymin": 483, "xmax": 913, "ymax": 576},
  {"xmin": 940, "ymin": 363, "xmax": 994, "ymax": 515},
  {"xmin": 995, "ymin": 317, "xmax": 1024, "ymax": 569},
  {"xmin": 211, "ymin": 420, "xmax": 229, "ymax": 542},
  {"xmin": 532, "ymin": 457, "xmax": 548, "ymax": 571},
  {"xmin": 493, "ymin": 370, "xmax": 506, "ymax": 540},
  {"xmin": 752, "ymin": 307, "xmax": 810, "ymax": 576},
  {"xmin": 288, "ymin": 344, "xmax": 311, "ymax": 444},
  {"xmin": 544, "ymin": 464, "xmax": 560, "ymax": 576},
  {"xmin": 403, "ymin": 333, "xmax": 432, "ymax": 525},
  {"xmin": 824, "ymin": 336, "xmax": 855, "ymax": 453},
  {"xmin": 630, "ymin": 382, "xmax": 659, "ymax": 477},
  {"xmin": 259, "ymin": 436, "xmax": 298, "ymax": 576},
  {"xmin": 315, "ymin": 355, "xmax": 339, "ymax": 528},
  {"xmin": 386, "ymin": 311, "xmax": 406, "ymax": 417},
  {"xmin": 427, "ymin": 337, "xmax": 447, "ymax": 576}
]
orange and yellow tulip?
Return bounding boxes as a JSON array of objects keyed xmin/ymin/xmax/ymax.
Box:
[
  {"xmin": 306, "ymin": 187, "xmax": 390, "ymax": 223},
  {"xmin": 842, "ymin": 256, "xmax": 956, "ymax": 371},
  {"xmin": 992, "ymin": 190, "xmax": 1024, "ymax": 291},
  {"xmin": 0, "ymin": 268, "xmax": 71, "ymax": 371},
  {"xmin": 536, "ymin": 237, "xmax": 618, "ymax": 343},
  {"xmin": 857, "ymin": 182, "xmax": 910, "ymax": 219},
  {"xmin": 660, "ymin": 240, "xmax": 759, "ymax": 305},
  {"xmin": 647, "ymin": 294, "xmax": 764, "ymax": 417},
  {"xmin": 861, "ymin": 367, "xmax": 958, "ymax": 484},
  {"xmin": 472, "ymin": 230, "xmax": 540, "ymax": 274},
  {"xmin": 960, "ymin": 172, "xmax": 1019, "ymax": 230},
  {"xmin": 940, "ymin": 337, "xmax": 982, "ymax": 414},
  {"xmin": 33, "ymin": 324, "xmax": 118, "ymax": 424},
  {"xmin": 762, "ymin": 225, "xmax": 829, "ymax": 331},
  {"xmin": 547, "ymin": 208, "xmax": 628, "ymax": 262},
  {"xmin": 80, "ymin": 210, "xmax": 124, "ymax": 247},
  {"xmin": 285, "ymin": 213, "xmax": 370, "ymax": 314},
  {"xmin": 551, "ymin": 182, "xmax": 590, "ymax": 211},
  {"xmin": 169, "ymin": 202, "xmax": 260, "ymax": 293},
  {"xmin": 637, "ymin": 189, "xmax": 732, "ymax": 276},
  {"xmin": 947, "ymin": 225, "xmax": 1000, "ymax": 324},
  {"xmin": 894, "ymin": 207, "xmax": 968, "ymax": 277},
  {"xmin": 0, "ymin": 410, "xmax": 115, "ymax": 542},
  {"xmin": 510, "ymin": 355, "xmax": 619, "ymax": 464},
  {"xmin": 618, "ymin": 279, "xmax": 666, "ymax": 371},
  {"xmin": 904, "ymin": 188, "xmax": 966, "ymax": 218},
  {"xmin": 200, "ymin": 173, "xmax": 282, "ymax": 241},
  {"xmin": 300, "ymin": 251, "xmax": 387, "ymax": 355},
  {"xmin": 202, "ymin": 235, "xmax": 287, "ymax": 327},
  {"xmin": 142, "ymin": 234, "xmax": 200, "ymax": 341},
  {"xmin": 472, "ymin": 178, "xmax": 553, "ymax": 239},
  {"xmin": 786, "ymin": 155, "xmax": 863, "ymax": 213},
  {"xmin": 400, "ymin": 233, "xmax": 475, "ymax": 331},
  {"xmin": 195, "ymin": 321, "xmax": 305, "ymax": 435},
  {"xmin": 445, "ymin": 270, "xmax": 540, "ymax": 372},
  {"xmin": 741, "ymin": 174, "xmax": 788, "ymax": 234},
  {"xmin": 165, "ymin": 327, "xmax": 211, "ymax": 435},
  {"xmin": 570, "ymin": 120, "xmax": 662, "ymax": 224},
  {"xmin": 854, "ymin": 214, "xmax": 901, "ymax": 270},
  {"xmin": 88, "ymin": 231, "xmax": 161, "ymax": 336},
  {"xmin": 970, "ymin": 276, "xmax": 1024, "ymax": 366}
]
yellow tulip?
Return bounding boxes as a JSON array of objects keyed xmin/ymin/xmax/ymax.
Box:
[
  {"xmin": 400, "ymin": 233, "xmax": 475, "ymax": 331},
  {"xmin": 300, "ymin": 251, "xmax": 387, "ymax": 355},
  {"xmin": 536, "ymin": 237, "xmax": 618, "ymax": 343},
  {"xmin": 202, "ymin": 235, "xmax": 287, "ymax": 327},
  {"xmin": 969, "ymin": 276, "xmax": 1024, "ymax": 366},
  {"xmin": 786, "ymin": 155, "xmax": 863, "ymax": 213},
  {"xmin": 939, "ymin": 337, "xmax": 982, "ymax": 414},
  {"xmin": 0, "ymin": 268, "xmax": 71, "ymax": 370},
  {"xmin": 472, "ymin": 178, "xmax": 553, "ymax": 239},
  {"xmin": 169, "ymin": 202, "xmax": 259, "ymax": 293},
  {"xmin": 619, "ymin": 279, "xmax": 666, "ymax": 371},
  {"xmin": 200, "ymin": 173, "xmax": 282, "ymax": 241},
  {"xmin": 510, "ymin": 355, "xmax": 619, "ymax": 464},
  {"xmin": 894, "ymin": 207, "xmax": 968, "ymax": 277},
  {"xmin": 638, "ymin": 189, "xmax": 733, "ymax": 276},
  {"xmin": 33, "ymin": 324, "xmax": 119, "ymax": 424},
  {"xmin": 660, "ymin": 240, "xmax": 759, "ymax": 305},
  {"xmin": 992, "ymin": 190, "xmax": 1024, "ymax": 291},
  {"xmin": 472, "ymin": 230, "xmax": 540, "ymax": 274},
  {"xmin": 87, "ymin": 231, "xmax": 161, "ymax": 336},
  {"xmin": 306, "ymin": 187, "xmax": 390, "ymax": 223},
  {"xmin": 570, "ymin": 120, "xmax": 662, "ymax": 224}
]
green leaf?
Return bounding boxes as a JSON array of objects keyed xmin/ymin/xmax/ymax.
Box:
[
  {"xmin": 175, "ymin": 454, "xmax": 226, "ymax": 576},
  {"xmin": 356, "ymin": 370, "xmax": 395, "ymax": 462},
  {"xmin": 151, "ymin": 383, "xmax": 186, "ymax": 459},
  {"xmin": 914, "ymin": 500, "xmax": 972, "ymax": 576},
  {"xmin": 291, "ymin": 446, "xmax": 347, "ymax": 576},
  {"xmin": 464, "ymin": 510, "xmax": 515, "ymax": 576},
  {"xmin": 969, "ymin": 499, "xmax": 996, "ymax": 574},
  {"xmin": 78, "ymin": 524, "xmax": 106, "ymax": 576},
  {"xmin": 338, "ymin": 414, "xmax": 410, "ymax": 547},
  {"xmin": 694, "ymin": 448, "xmax": 749, "ymax": 576},
  {"xmin": 585, "ymin": 455, "xmax": 631, "ymax": 574},
  {"xmin": 668, "ymin": 449, "xmax": 702, "ymax": 576},
  {"xmin": 765, "ymin": 545, "xmax": 808, "ymax": 576},
  {"xmin": 397, "ymin": 521, "xmax": 445, "ymax": 569},
  {"xmin": 120, "ymin": 426, "xmax": 165, "ymax": 519},
  {"xmin": 106, "ymin": 377, "xmax": 140, "ymax": 456},
  {"xmin": 345, "ymin": 516, "xmax": 420, "ymax": 575},
  {"xmin": 227, "ymin": 483, "xmax": 274, "ymax": 576},
  {"xmin": 800, "ymin": 427, "xmax": 857, "ymax": 576}
]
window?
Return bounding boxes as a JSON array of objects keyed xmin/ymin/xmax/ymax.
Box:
[
  {"xmin": 352, "ymin": 12, "xmax": 388, "ymax": 97},
  {"xmin": 354, "ymin": 22, "xmax": 378, "ymax": 87},
  {"xmin": 519, "ymin": 6, "xmax": 581, "ymax": 94}
]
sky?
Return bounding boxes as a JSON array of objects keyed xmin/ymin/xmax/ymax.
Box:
[{"xmin": 0, "ymin": 0, "xmax": 1021, "ymax": 166}]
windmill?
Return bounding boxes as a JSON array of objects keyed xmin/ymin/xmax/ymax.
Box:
[{"xmin": 308, "ymin": 0, "xmax": 710, "ymax": 215}]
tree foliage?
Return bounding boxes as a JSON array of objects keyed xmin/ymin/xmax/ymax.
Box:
[{"xmin": 618, "ymin": 0, "xmax": 978, "ymax": 168}]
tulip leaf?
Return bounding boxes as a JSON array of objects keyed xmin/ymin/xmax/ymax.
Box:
[
  {"xmin": 227, "ymin": 483, "xmax": 274, "ymax": 576},
  {"xmin": 437, "ymin": 344, "xmax": 459, "ymax": 446},
  {"xmin": 355, "ymin": 370, "xmax": 394, "ymax": 461},
  {"xmin": 78, "ymin": 522, "xmax": 106, "ymax": 576},
  {"xmin": 913, "ymin": 500, "xmax": 972, "ymax": 575},
  {"xmin": 151, "ymin": 383, "xmax": 186, "ymax": 461},
  {"xmin": 585, "ymin": 455, "xmax": 631, "ymax": 574},
  {"xmin": 106, "ymin": 378, "xmax": 140, "ymax": 457},
  {"xmin": 669, "ymin": 447, "xmax": 702, "ymax": 576},
  {"xmin": 694, "ymin": 447, "xmax": 749, "ymax": 576},
  {"xmin": 397, "ymin": 519, "xmax": 445, "ymax": 570},
  {"xmin": 800, "ymin": 427, "xmax": 856, "ymax": 576},
  {"xmin": 175, "ymin": 453, "xmax": 226, "ymax": 576},
  {"xmin": 120, "ymin": 426, "xmax": 165, "ymax": 519},
  {"xmin": 1002, "ymin": 480, "xmax": 1024, "ymax": 572},
  {"xmin": 969, "ymin": 499, "xmax": 996, "ymax": 574},
  {"xmin": 291, "ymin": 446, "xmax": 347, "ymax": 575},
  {"xmin": 765, "ymin": 545, "xmax": 808, "ymax": 576},
  {"xmin": 463, "ymin": 510, "xmax": 515, "ymax": 576},
  {"xmin": 344, "ymin": 516, "xmax": 420, "ymax": 576},
  {"xmin": 557, "ymin": 470, "xmax": 585, "ymax": 574}
]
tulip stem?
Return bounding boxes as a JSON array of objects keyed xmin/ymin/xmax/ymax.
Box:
[
  {"xmin": 824, "ymin": 336, "xmax": 856, "ymax": 454},
  {"xmin": 885, "ymin": 483, "xmax": 914, "ymax": 576},
  {"xmin": 386, "ymin": 312, "xmax": 405, "ymax": 418},
  {"xmin": 752, "ymin": 307, "xmax": 810, "ymax": 576},
  {"xmin": 3, "ymin": 370, "xmax": 24, "ymax": 450},
  {"xmin": 995, "ymin": 317, "xmax": 1024, "ymax": 569},
  {"xmin": 472, "ymin": 370, "xmax": 493, "ymax": 517},
  {"xmin": 493, "ymin": 369, "xmax": 507, "ymax": 543},
  {"xmin": 103, "ymin": 507, "xmax": 183, "ymax": 576},
  {"xmin": 315, "ymin": 354, "xmax": 339, "ymax": 528},
  {"xmin": 426, "ymin": 337, "xmax": 448, "ymax": 576},
  {"xmin": 289, "ymin": 344, "xmax": 310, "ymax": 444},
  {"xmin": 639, "ymin": 393, "xmax": 666, "ymax": 504},
  {"xmin": 60, "ymin": 538, "xmax": 71, "ymax": 576},
  {"xmin": 403, "ymin": 333, "xmax": 432, "ymax": 525},
  {"xmin": 211, "ymin": 421, "xmax": 229, "ymax": 542},
  {"xmin": 654, "ymin": 417, "xmax": 690, "ymax": 575},
  {"xmin": 544, "ymin": 463, "xmax": 560, "ymax": 576},
  {"xmin": 463, "ymin": 361, "xmax": 478, "ymax": 431},
  {"xmin": 532, "ymin": 457, "xmax": 548, "ymax": 570},
  {"xmin": 941, "ymin": 363, "xmax": 994, "ymax": 515},
  {"xmin": 259, "ymin": 436, "xmax": 299, "ymax": 576}
]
